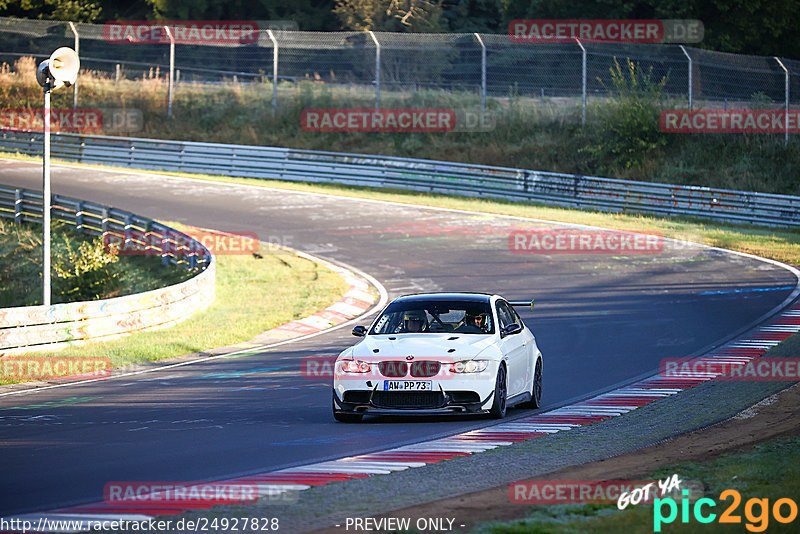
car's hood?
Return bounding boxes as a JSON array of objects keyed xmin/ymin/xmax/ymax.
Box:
[{"xmin": 349, "ymin": 333, "xmax": 496, "ymax": 361}]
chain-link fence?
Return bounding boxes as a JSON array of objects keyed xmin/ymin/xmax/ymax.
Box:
[{"xmin": 1, "ymin": 16, "xmax": 798, "ymax": 127}]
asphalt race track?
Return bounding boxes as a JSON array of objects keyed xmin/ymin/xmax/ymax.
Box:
[{"xmin": 0, "ymin": 159, "xmax": 796, "ymax": 517}]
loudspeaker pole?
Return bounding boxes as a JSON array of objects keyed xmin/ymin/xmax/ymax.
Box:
[
  {"xmin": 36, "ymin": 47, "xmax": 80, "ymax": 307},
  {"xmin": 43, "ymin": 83, "xmax": 51, "ymax": 306}
]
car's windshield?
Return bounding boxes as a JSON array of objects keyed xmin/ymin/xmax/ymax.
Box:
[{"xmin": 370, "ymin": 300, "xmax": 494, "ymax": 335}]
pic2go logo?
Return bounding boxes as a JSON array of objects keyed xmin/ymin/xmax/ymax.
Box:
[{"xmin": 652, "ymin": 489, "xmax": 798, "ymax": 532}]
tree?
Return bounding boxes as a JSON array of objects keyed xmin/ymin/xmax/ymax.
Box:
[
  {"xmin": 334, "ymin": 0, "xmax": 445, "ymax": 32},
  {"xmin": 1, "ymin": 0, "xmax": 103, "ymax": 22},
  {"xmin": 502, "ymin": 0, "xmax": 800, "ymax": 59},
  {"xmin": 440, "ymin": 0, "xmax": 505, "ymax": 33}
]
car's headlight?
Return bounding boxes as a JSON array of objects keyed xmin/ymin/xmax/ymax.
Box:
[
  {"xmin": 339, "ymin": 360, "xmax": 371, "ymax": 373},
  {"xmin": 451, "ymin": 360, "xmax": 489, "ymax": 373}
]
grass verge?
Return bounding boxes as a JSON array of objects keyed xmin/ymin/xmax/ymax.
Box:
[
  {"xmin": 471, "ymin": 435, "xmax": 800, "ymax": 534},
  {"xmin": 462, "ymin": 332, "xmax": 800, "ymax": 534},
  {"xmin": 0, "ymin": 221, "xmax": 350, "ymax": 384},
  {"xmin": 2, "ymin": 56, "xmax": 799, "ymax": 195},
  {"xmin": 0, "ymin": 217, "xmax": 192, "ymax": 307}
]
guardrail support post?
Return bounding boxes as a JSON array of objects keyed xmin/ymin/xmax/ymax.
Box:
[
  {"xmin": 576, "ymin": 39, "xmax": 586, "ymax": 126},
  {"xmin": 680, "ymin": 45, "xmax": 693, "ymax": 110},
  {"xmin": 267, "ymin": 30, "xmax": 279, "ymax": 114},
  {"xmin": 161, "ymin": 235, "xmax": 170, "ymax": 266},
  {"xmin": 775, "ymin": 57, "xmax": 789, "ymax": 146},
  {"xmin": 14, "ymin": 189, "xmax": 23, "ymax": 224},
  {"xmin": 101, "ymin": 208, "xmax": 109, "ymax": 235},
  {"xmin": 368, "ymin": 31, "xmax": 380, "ymax": 110},
  {"xmin": 68, "ymin": 22, "xmax": 79, "ymax": 109},
  {"xmin": 76, "ymin": 201, "xmax": 84, "ymax": 232},
  {"xmin": 165, "ymin": 26, "xmax": 175, "ymax": 118},
  {"xmin": 474, "ymin": 33, "xmax": 487, "ymax": 112}
]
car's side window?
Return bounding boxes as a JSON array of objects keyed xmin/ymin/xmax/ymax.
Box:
[
  {"xmin": 496, "ymin": 301, "xmax": 513, "ymax": 329},
  {"xmin": 510, "ymin": 306, "xmax": 525, "ymax": 328}
]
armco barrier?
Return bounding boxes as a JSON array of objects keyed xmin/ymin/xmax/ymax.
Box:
[
  {"xmin": 0, "ymin": 184, "xmax": 214, "ymax": 354},
  {"xmin": 1, "ymin": 131, "xmax": 799, "ymax": 227}
]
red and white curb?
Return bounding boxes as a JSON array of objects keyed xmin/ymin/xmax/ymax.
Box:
[{"xmin": 10, "ymin": 300, "xmax": 799, "ymax": 531}]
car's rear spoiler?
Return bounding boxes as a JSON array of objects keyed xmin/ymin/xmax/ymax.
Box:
[{"xmin": 509, "ymin": 299, "xmax": 535, "ymax": 311}]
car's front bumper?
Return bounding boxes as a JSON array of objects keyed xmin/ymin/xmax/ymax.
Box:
[{"xmin": 333, "ymin": 366, "xmax": 498, "ymax": 415}]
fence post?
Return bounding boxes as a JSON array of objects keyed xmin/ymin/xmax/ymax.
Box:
[
  {"xmin": 368, "ymin": 31, "xmax": 380, "ymax": 109},
  {"xmin": 267, "ymin": 29, "xmax": 278, "ymax": 114},
  {"xmin": 576, "ymin": 38, "xmax": 586, "ymax": 126},
  {"xmin": 680, "ymin": 45, "xmax": 693, "ymax": 110},
  {"xmin": 775, "ymin": 57, "xmax": 789, "ymax": 146},
  {"xmin": 68, "ymin": 22, "xmax": 79, "ymax": 109},
  {"xmin": 474, "ymin": 33, "xmax": 487, "ymax": 112},
  {"xmin": 164, "ymin": 25, "xmax": 175, "ymax": 118}
]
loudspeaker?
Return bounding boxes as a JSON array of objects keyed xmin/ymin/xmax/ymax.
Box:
[{"xmin": 36, "ymin": 47, "xmax": 80, "ymax": 89}]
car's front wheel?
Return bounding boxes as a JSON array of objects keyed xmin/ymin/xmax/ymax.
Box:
[
  {"xmin": 489, "ymin": 364, "xmax": 507, "ymax": 419},
  {"xmin": 332, "ymin": 393, "xmax": 363, "ymax": 423}
]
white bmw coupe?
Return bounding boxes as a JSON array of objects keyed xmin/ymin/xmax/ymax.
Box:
[{"xmin": 332, "ymin": 293, "xmax": 543, "ymax": 422}]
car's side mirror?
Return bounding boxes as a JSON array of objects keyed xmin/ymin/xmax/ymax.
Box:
[
  {"xmin": 352, "ymin": 325, "xmax": 367, "ymax": 337},
  {"xmin": 501, "ymin": 323, "xmax": 523, "ymax": 337}
]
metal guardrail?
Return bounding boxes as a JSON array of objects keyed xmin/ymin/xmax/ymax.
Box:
[
  {"xmin": 1, "ymin": 130, "xmax": 799, "ymax": 228},
  {"xmin": 0, "ymin": 183, "xmax": 215, "ymax": 354}
]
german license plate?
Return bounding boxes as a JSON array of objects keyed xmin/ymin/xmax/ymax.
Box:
[{"xmin": 384, "ymin": 380, "xmax": 432, "ymax": 391}]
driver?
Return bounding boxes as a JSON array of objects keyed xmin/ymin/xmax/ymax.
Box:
[
  {"xmin": 402, "ymin": 310, "xmax": 428, "ymax": 333},
  {"xmin": 464, "ymin": 312, "xmax": 487, "ymax": 332}
]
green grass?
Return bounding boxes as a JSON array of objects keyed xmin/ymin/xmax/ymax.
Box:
[
  {"xmin": 0, "ymin": 220, "xmax": 350, "ymax": 383},
  {"xmin": 2, "ymin": 56, "xmax": 799, "ymax": 196},
  {"xmin": 472, "ymin": 436, "xmax": 800, "ymax": 534},
  {"xmin": 471, "ymin": 333, "xmax": 800, "ymax": 533},
  {"xmin": 0, "ymin": 217, "xmax": 191, "ymax": 307}
]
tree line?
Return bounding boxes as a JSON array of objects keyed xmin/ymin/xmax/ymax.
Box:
[{"xmin": 1, "ymin": 0, "xmax": 798, "ymax": 58}]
